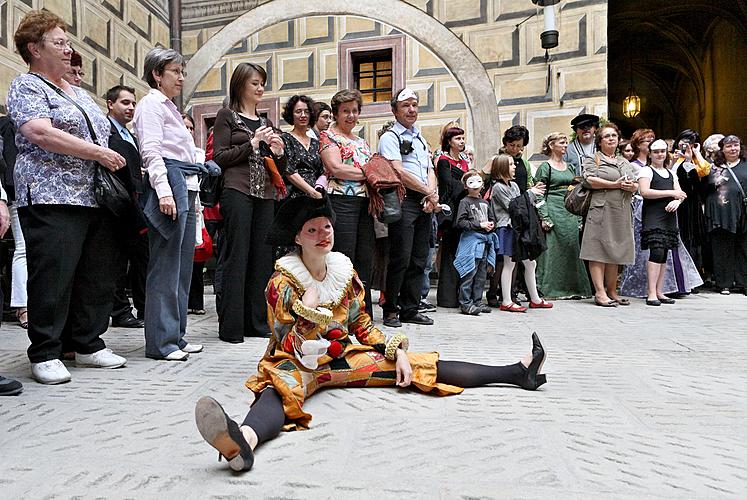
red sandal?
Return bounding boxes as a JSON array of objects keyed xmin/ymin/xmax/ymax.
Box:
[
  {"xmin": 529, "ymin": 299, "xmax": 553, "ymax": 309},
  {"xmin": 499, "ymin": 302, "xmax": 527, "ymax": 313}
]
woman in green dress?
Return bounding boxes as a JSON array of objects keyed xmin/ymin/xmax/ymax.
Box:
[{"xmin": 535, "ymin": 132, "xmax": 592, "ymax": 299}]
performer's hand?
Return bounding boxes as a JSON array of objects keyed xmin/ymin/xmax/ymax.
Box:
[
  {"xmin": 395, "ymin": 349, "xmax": 412, "ymax": 387},
  {"xmin": 302, "ymin": 287, "xmax": 320, "ymax": 309}
]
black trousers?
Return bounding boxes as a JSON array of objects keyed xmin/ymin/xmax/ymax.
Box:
[
  {"xmin": 218, "ymin": 189, "xmax": 274, "ymax": 340},
  {"xmin": 188, "ymin": 261, "xmax": 205, "ymax": 310},
  {"xmin": 710, "ymin": 228, "xmax": 747, "ymax": 288},
  {"xmin": 384, "ymin": 194, "xmax": 433, "ymax": 318},
  {"xmin": 111, "ymin": 229, "xmax": 148, "ymax": 319},
  {"xmin": 436, "ymin": 226, "xmax": 461, "ymax": 308},
  {"xmin": 19, "ymin": 205, "xmax": 117, "ymax": 363},
  {"xmin": 329, "ymin": 195, "xmax": 374, "ymax": 316}
]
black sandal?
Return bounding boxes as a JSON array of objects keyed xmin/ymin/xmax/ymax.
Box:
[{"xmin": 195, "ymin": 396, "xmax": 254, "ymax": 471}]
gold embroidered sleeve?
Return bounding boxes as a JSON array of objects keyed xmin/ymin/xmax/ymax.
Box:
[
  {"xmin": 292, "ymin": 300, "xmax": 332, "ymax": 327},
  {"xmin": 384, "ymin": 333, "xmax": 409, "ymax": 361}
]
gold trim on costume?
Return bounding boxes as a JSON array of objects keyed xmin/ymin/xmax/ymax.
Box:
[
  {"xmin": 385, "ymin": 334, "xmax": 410, "ymax": 361},
  {"xmin": 292, "ymin": 300, "xmax": 333, "ymax": 326}
]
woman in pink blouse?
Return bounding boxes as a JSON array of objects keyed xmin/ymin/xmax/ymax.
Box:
[{"xmin": 133, "ymin": 48, "xmax": 204, "ymax": 361}]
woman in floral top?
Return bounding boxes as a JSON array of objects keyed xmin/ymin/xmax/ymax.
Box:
[
  {"xmin": 194, "ymin": 195, "xmax": 549, "ymax": 473},
  {"xmin": 7, "ymin": 11, "xmax": 130, "ymax": 385},
  {"xmin": 319, "ymin": 89, "xmax": 375, "ymax": 315}
]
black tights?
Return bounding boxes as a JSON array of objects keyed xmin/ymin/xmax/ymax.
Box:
[
  {"xmin": 241, "ymin": 360, "xmax": 526, "ymax": 446},
  {"xmin": 649, "ymin": 247, "xmax": 669, "ymax": 264}
]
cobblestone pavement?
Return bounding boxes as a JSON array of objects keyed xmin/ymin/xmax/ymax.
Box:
[{"xmin": 1, "ymin": 291, "xmax": 746, "ymax": 499}]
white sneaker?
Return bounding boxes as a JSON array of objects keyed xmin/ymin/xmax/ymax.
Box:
[
  {"xmin": 76, "ymin": 348, "xmax": 127, "ymax": 368},
  {"xmin": 164, "ymin": 350, "xmax": 189, "ymax": 361},
  {"xmin": 31, "ymin": 359, "xmax": 72, "ymax": 384},
  {"xmin": 181, "ymin": 343, "xmax": 203, "ymax": 353}
]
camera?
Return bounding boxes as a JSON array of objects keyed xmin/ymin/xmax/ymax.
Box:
[
  {"xmin": 399, "ymin": 139, "xmax": 414, "ymax": 156},
  {"xmin": 680, "ymin": 140, "xmax": 690, "ymax": 154}
]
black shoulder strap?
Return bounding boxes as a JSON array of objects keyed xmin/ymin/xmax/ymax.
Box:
[
  {"xmin": 30, "ymin": 73, "xmax": 100, "ymax": 145},
  {"xmin": 728, "ymin": 166, "xmax": 747, "ymax": 200}
]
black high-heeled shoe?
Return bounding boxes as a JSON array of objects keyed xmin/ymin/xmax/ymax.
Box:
[
  {"xmin": 520, "ymin": 333, "xmax": 547, "ymax": 390},
  {"xmin": 195, "ymin": 396, "xmax": 254, "ymax": 471}
]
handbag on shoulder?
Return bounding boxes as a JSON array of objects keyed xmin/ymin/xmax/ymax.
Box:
[
  {"xmin": 31, "ymin": 74, "xmax": 130, "ymax": 217},
  {"xmin": 564, "ymin": 154, "xmax": 598, "ymax": 217}
]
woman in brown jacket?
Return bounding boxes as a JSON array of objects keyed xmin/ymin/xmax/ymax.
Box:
[
  {"xmin": 212, "ymin": 62, "xmax": 286, "ymax": 342},
  {"xmin": 580, "ymin": 122, "xmax": 638, "ymax": 307}
]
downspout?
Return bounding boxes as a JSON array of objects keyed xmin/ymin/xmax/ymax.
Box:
[{"xmin": 169, "ymin": 0, "xmax": 183, "ymax": 109}]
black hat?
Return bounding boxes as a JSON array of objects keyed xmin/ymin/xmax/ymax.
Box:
[
  {"xmin": 266, "ymin": 194, "xmax": 337, "ymax": 246},
  {"xmin": 570, "ymin": 113, "xmax": 600, "ymax": 129}
]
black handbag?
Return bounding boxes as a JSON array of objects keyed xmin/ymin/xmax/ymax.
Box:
[
  {"xmin": 199, "ymin": 173, "xmax": 222, "ymax": 208},
  {"xmin": 31, "ymin": 73, "xmax": 131, "ymax": 217},
  {"xmin": 378, "ymin": 188, "xmax": 402, "ymax": 224}
]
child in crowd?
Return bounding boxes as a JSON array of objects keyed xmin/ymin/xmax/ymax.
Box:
[
  {"xmin": 453, "ymin": 170, "xmax": 498, "ymax": 315},
  {"xmin": 489, "ymin": 155, "xmax": 553, "ymax": 313}
]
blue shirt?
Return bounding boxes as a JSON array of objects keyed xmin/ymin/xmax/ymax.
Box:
[
  {"xmin": 378, "ymin": 121, "xmax": 431, "ymax": 185},
  {"xmin": 110, "ymin": 117, "xmax": 136, "ymax": 148}
]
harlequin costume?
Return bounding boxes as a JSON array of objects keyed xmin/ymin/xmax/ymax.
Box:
[
  {"xmin": 247, "ymin": 251, "xmax": 462, "ymax": 430},
  {"xmin": 195, "ymin": 194, "xmax": 548, "ymax": 472}
]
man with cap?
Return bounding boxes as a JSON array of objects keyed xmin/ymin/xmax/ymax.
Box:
[
  {"xmin": 378, "ymin": 88, "xmax": 440, "ymax": 328},
  {"xmin": 564, "ymin": 113, "xmax": 600, "ymax": 175}
]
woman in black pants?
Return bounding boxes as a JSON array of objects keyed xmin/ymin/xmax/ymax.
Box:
[
  {"xmin": 703, "ymin": 135, "xmax": 747, "ymax": 294},
  {"xmin": 319, "ymin": 89, "xmax": 375, "ymax": 315},
  {"xmin": 194, "ymin": 195, "xmax": 548, "ymax": 472},
  {"xmin": 212, "ymin": 62, "xmax": 286, "ymax": 341},
  {"xmin": 638, "ymin": 140, "xmax": 688, "ymax": 305}
]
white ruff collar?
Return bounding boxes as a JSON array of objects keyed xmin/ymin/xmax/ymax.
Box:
[{"xmin": 275, "ymin": 251, "xmax": 355, "ymax": 307}]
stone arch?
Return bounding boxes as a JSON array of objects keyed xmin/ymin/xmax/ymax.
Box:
[{"xmin": 184, "ymin": 0, "xmax": 500, "ymax": 165}]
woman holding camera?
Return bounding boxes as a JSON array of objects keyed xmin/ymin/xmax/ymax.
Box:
[{"xmin": 212, "ymin": 62, "xmax": 286, "ymax": 342}]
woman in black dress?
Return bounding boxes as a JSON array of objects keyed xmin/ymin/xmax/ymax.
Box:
[
  {"xmin": 435, "ymin": 125, "xmax": 469, "ymax": 308},
  {"xmin": 702, "ymin": 135, "xmax": 747, "ymax": 294},
  {"xmin": 280, "ymin": 95, "xmax": 323, "ymax": 200},
  {"xmin": 638, "ymin": 140, "xmax": 687, "ymax": 306}
]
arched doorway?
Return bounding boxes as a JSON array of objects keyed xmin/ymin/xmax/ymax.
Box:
[{"xmin": 183, "ymin": 0, "xmax": 500, "ymax": 165}]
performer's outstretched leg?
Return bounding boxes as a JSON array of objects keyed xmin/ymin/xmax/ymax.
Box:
[
  {"xmin": 195, "ymin": 388, "xmax": 285, "ymax": 472},
  {"xmin": 436, "ymin": 333, "xmax": 546, "ymax": 390}
]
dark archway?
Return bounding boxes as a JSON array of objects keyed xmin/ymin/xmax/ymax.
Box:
[{"xmin": 608, "ymin": 0, "xmax": 747, "ymax": 139}]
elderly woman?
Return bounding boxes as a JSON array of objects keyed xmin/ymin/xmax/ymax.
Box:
[
  {"xmin": 133, "ymin": 47, "xmax": 205, "ymax": 360},
  {"xmin": 579, "ymin": 122, "xmax": 638, "ymax": 307},
  {"xmin": 212, "ymin": 62, "xmax": 286, "ymax": 342},
  {"xmin": 193, "ymin": 194, "xmax": 548, "ymax": 472},
  {"xmin": 7, "ymin": 11, "xmax": 128, "ymax": 384},
  {"xmin": 281, "ymin": 95, "xmax": 323, "ymax": 200},
  {"xmin": 703, "ymin": 135, "xmax": 747, "ymax": 294},
  {"xmin": 319, "ymin": 89, "xmax": 375, "ymax": 315},
  {"xmin": 534, "ymin": 132, "xmax": 591, "ymax": 299}
]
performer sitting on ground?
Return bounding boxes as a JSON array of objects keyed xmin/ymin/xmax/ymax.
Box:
[{"xmin": 194, "ymin": 194, "xmax": 548, "ymax": 472}]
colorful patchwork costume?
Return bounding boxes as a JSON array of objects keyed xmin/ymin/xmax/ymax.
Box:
[{"xmin": 245, "ymin": 251, "xmax": 462, "ymax": 430}]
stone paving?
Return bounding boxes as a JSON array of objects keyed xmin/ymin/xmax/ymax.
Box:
[{"xmin": 1, "ymin": 290, "xmax": 746, "ymax": 499}]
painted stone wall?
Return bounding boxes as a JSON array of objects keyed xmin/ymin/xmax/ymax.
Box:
[
  {"xmin": 182, "ymin": 0, "xmax": 609, "ymax": 160},
  {"xmin": 0, "ymin": 0, "xmax": 171, "ymax": 112}
]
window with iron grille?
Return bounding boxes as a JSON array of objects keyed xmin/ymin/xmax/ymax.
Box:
[{"xmin": 352, "ymin": 49, "xmax": 393, "ymax": 104}]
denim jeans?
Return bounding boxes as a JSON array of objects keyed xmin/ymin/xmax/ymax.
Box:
[{"xmin": 458, "ymin": 251, "xmax": 489, "ymax": 311}]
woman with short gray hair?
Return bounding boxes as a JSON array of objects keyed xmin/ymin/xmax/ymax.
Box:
[{"xmin": 133, "ymin": 47, "xmax": 204, "ymax": 360}]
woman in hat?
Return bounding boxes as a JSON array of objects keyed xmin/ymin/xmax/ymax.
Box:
[{"xmin": 194, "ymin": 194, "xmax": 548, "ymax": 472}]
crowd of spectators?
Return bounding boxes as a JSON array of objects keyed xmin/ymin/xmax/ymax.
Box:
[{"xmin": 1, "ymin": 10, "xmax": 745, "ymax": 395}]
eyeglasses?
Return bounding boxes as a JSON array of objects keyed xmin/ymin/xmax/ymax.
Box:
[
  {"xmin": 69, "ymin": 69, "xmax": 85, "ymax": 77},
  {"xmin": 42, "ymin": 38, "xmax": 73, "ymax": 51},
  {"xmin": 601, "ymin": 133, "xmax": 619, "ymax": 139},
  {"xmin": 164, "ymin": 68, "xmax": 186, "ymax": 77}
]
